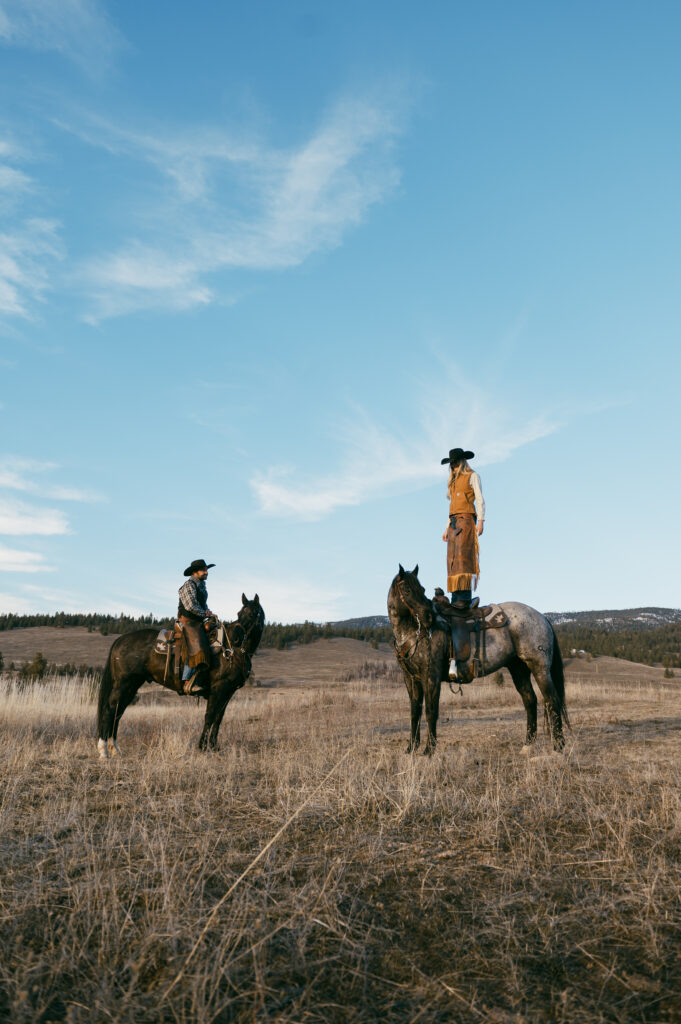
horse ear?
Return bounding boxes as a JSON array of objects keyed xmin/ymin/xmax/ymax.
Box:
[
  {"xmin": 254, "ymin": 593, "xmax": 260, "ymax": 604},
  {"xmin": 398, "ymin": 564, "xmax": 405, "ymax": 578},
  {"xmin": 242, "ymin": 592, "xmax": 247, "ymax": 605},
  {"xmin": 413, "ymin": 564, "xmax": 419, "ymax": 576}
]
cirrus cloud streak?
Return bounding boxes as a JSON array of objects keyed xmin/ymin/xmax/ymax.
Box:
[
  {"xmin": 251, "ymin": 365, "xmax": 559, "ymax": 521},
  {"xmin": 67, "ymin": 93, "xmax": 405, "ymax": 321}
]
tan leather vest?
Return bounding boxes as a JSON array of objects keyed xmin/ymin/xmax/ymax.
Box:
[{"xmin": 449, "ymin": 470, "xmax": 476, "ymax": 515}]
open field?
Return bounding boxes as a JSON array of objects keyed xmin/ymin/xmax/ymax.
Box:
[
  {"xmin": 0, "ymin": 627, "xmax": 122, "ymax": 667},
  {"xmin": 1, "ymin": 665, "xmax": 681, "ymax": 1023},
  {"xmin": 0, "ymin": 628, "xmax": 397, "ymax": 677},
  {"xmin": 0, "ymin": 623, "xmax": 671, "ymax": 684}
]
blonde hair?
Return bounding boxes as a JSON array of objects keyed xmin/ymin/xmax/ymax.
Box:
[{"xmin": 447, "ymin": 459, "xmax": 471, "ymax": 496}]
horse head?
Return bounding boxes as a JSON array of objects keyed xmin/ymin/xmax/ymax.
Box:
[
  {"xmin": 236, "ymin": 592, "xmax": 265, "ymax": 654},
  {"xmin": 389, "ymin": 563, "xmax": 435, "ymax": 629}
]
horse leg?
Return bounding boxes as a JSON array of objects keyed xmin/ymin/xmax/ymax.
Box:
[
  {"xmin": 527, "ymin": 658, "xmax": 565, "ymax": 751},
  {"xmin": 207, "ymin": 691, "xmax": 237, "ymax": 750},
  {"xmin": 98, "ymin": 686, "xmax": 123, "ymax": 760},
  {"xmin": 99, "ymin": 688, "xmax": 128, "ymax": 759},
  {"xmin": 423, "ymin": 679, "xmax": 441, "ymax": 756},
  {"xmin": 199, "ymin": 688, "xmax": 228, "ymax": 751},
  {"xmin": 507, "ymin": 656, "xmax": 538, "ymax": 750},
  {"xmin": 403, "ymin": 671, "xmax": 423, "ymax": 753},
  {"xmin": 108, "ymin": 679, "xmax": 146, "ymax": 756},
  {"xmin": 98, "ymin": 699, "xmax": 117, "ymax": 759}
]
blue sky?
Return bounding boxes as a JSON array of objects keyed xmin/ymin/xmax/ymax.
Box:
[{"xmin": 1, "ymin": 0, "xmax": 679, "ymax": 622}]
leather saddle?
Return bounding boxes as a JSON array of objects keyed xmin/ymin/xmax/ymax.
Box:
[
  {"xmin": 155, "ymin": 620, "xmax": 230, "ymax": 690},
  {"xmin": 434, "ymin": 601, "xmax": 509, "ymax": 681}
]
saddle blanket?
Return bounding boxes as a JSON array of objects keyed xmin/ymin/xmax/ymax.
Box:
[
  {"xmin": 154, "ymin": 624, "xmax": 231, "ymax": 656},
  {"xmin": 155, "ymin": 628, "xmax": 175, "ymax": 654}
]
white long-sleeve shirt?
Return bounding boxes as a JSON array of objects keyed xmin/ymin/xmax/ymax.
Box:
[{"xmin": 469, "ymin": 471, "xmax": 485, "ymax": 522}]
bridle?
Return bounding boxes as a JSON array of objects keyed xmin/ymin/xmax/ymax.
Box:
[
  {"xmin": 395, "ymin": 577, "xmax": 433, "ymax": 642},
  {"xmin": 236, "ymin": 606, "xmax": 264, "ymax": 651},
  {"xmin": 220, "ymin": 604, "xmax": 264, "ymax": 656}
]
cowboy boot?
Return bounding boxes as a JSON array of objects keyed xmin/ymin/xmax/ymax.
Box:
[{"xmin": 184, "ymin": 667, "xmax": 209, "ymax": 696}]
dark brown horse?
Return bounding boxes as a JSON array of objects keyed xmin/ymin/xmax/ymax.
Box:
[
  {"xmin": 96, "ymin": 594, "xmax": 264, "ymax": 758},
  {"xmin": 388, "ymin": 566, "xmax": 568, "ymax": 755}
]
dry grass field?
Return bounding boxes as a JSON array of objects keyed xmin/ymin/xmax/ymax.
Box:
[
  {"xmin": 0, "ymin": 627, "xmax": 121, "ymax": 667},
  {"xmin": 1, "ymin": 657, "xmax": 681, "ymax": 1023}
]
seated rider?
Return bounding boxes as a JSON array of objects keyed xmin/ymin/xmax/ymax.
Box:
[{"xmin": 177, "ymin": 558, "xmax": 217, "ymax": 695}]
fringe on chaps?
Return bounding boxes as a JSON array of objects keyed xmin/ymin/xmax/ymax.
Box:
[{"xmin": 446, "ymin": 513, "xmax": 479, "ymax": 593}]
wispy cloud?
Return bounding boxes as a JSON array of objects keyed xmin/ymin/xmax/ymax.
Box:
[
  {"xmin": 0, "ymin": 498, "xmax": 69, "ymax": 535},
  {"xmin": 0, "ymin": 217, "xmax": 63, "ymax": 317},
  {"xmin": 66, "ymin": 93, "xmax": 405, "ymax": 321},
  {"xmin": 12, "ymin": 581, "xmax": 83, "ymax": 612},
  {"xmin": 0, "ymin": 456, "xmax": 102, "ymax": 501},
  {"xmin": 0, "ymin": 136, "xmax": 65, "ymax": 320},
  {"xmin": 0, "ymin": 543, "xmax": 53, "ymax": 572},
  {"xmin": 171, "ymin": 575, "xmax": 346, "ymax": 625},
  {"xmin": 0, "ymin": 162, "xmax": 32, "ymax": 201},
  {"xmin": 0, "ymin": 0, "xmax": 124, "ymax": 74},
  {"xmin": 251, "ymin": 363, "xmax": 558, "ymax": 521},
  {"xmin": 0, "ymin": 589, "xmax": 34, "ymax": 613}
]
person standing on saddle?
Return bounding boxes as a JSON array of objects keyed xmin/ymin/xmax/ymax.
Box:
[
  {"xmin": 177, "ymin": 558, "xmax": 217, "ymax": 695},
  {"xmin": 441, "ymin": 448, "xmax": 485, "ymax": 611}
]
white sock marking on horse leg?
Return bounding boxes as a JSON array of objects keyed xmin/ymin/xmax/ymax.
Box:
[{"xmin": 97, "ymin": 738, "xmax": 109, "ymax": 760}]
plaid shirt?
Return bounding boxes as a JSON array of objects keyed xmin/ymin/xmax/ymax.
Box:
[{"xmin": 178, "ymin": 577, "xmax": 209, "ymax": 618}]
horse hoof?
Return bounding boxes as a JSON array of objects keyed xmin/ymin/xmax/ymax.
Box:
[
  {"xmin": 520, "ymin": 744, "xmax": 533, "ymax": 755},
  {"xmin": 110, "ymin": 740, "xmax": 121, "ymax": 757}
]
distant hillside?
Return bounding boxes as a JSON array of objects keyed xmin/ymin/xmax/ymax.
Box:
[
  {"xmin": 336, "ymin": 608, "xmax": 681, "ymax": 634},
  {"xmin": 545, "ymin": 607, "xmax": 681, "ymax": 631},
  {"xmin": 334, "ymin": 609, "xmax": 681, "ymax": 669},
  {"xmin": 331, "ymin": 616, "xmax": 391, "ymax": 630},
  {"xmin": 3, "ymin": 608, "xmax": 681, "ymax": 670},
  {"xmin": 550, "ymin": 619, "xmax": 681, "ymax": 669}
]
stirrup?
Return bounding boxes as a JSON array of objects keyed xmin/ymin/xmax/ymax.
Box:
[{"xmin": 183, "ymin": 677, "xmax": 202, "ymax": 696}]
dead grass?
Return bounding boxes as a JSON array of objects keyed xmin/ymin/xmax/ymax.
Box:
[{"xmin": 1, "ymin": 670, "xmax": 681, "ymax": 1022}]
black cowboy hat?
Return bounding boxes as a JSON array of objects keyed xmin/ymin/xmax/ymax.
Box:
[
  {"xmin": 183, "ymin": 558, "xmax": 216, "ymax": 577},
  {"xmin": 440, "ymin": 447, "xmax": 474, "ymax": 465}
]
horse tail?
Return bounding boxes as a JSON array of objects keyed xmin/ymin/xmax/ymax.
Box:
[
  {"xmin": 550, "ymin": 624, "xmax": 570, "ymax": 730},
  {"xmin": 97, "ymin": 647, "xmax": 114, "ymax": 738}
]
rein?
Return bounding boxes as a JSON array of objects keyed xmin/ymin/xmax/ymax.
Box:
[
  {"xmin": 393, "ymin": 578, "xmax": 435, "ymax": 671},
  {"xmin": 221, "ymin": 608, "xmax": 264, "ymax": 664},
  {"xmin": 394, "ymin": 578, "xmax": 432, "ymax": 645},
  {"xmin": 236, "ymin": 610, "xmax": 264, "ymax": 653}
]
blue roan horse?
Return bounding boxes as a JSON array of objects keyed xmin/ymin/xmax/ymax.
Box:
[{"xmin": 387, "ymin": 566, "xmax": 569, "ymax": 755}]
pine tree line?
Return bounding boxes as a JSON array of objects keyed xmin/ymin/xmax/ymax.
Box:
[
  {"xmin": 0, "ymin": 613, "xmax": 394, "ymax": 650},
  {"xmin": 554, "ymin": 621, "xmax": 681, "ymax": 668},
  {"xmin": 0, "ymin": 612, "xmax": 172, "ymax": 635}
]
